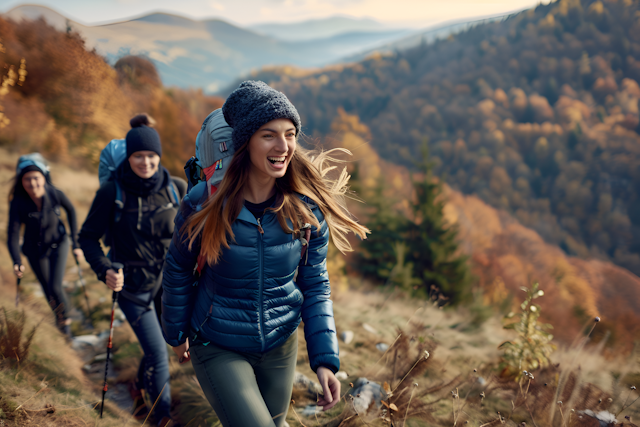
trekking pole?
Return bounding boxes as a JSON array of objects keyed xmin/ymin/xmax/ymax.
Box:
[
  {"xmin": 100, "ymin": 262, "xmax": 124, "ymax": 419},
  {"xmin": 15, "ymin": 277, "xmax": 21, "ymax": 307},
  {"xmin": 73, "ymin": 254, "xmax": 93, "ymax": 327}
]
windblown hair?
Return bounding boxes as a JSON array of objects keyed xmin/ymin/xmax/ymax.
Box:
[{"xmin": 182, "ymin": 143, "xmax": 370, "ymax": 265}]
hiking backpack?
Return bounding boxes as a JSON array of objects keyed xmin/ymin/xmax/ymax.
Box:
[
  {"xmin": 184, "ymin": 108, "xmax": 235, "ymax": 195},
  {"xmin": 98, "ymin": 138, "xmax": 179, "ymax": 223}
]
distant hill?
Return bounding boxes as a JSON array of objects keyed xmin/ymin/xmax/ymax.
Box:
[
  {"xmin": 2, "ymin": 5, "xmax": 413, "ymax": 92},
  {"xmin": 342, "ymin": 12, "xmax": 515, "ymax": 63},
  {"xmin": 249, "ymin": 16, "xmax": 397, "ymax": 41},
  {"xmin": 244, "ymin": 0, "xmax": 640, "ymax": 277}
]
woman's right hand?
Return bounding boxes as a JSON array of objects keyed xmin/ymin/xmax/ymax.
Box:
[
  {"xmin": 105, "ymin": 268, "xmax": 124, "ymax": 292},
  {"xmin": 172, "ymin": 339, "xmax": 191, "ymax": 364},
  {"xmin": 13, "ymin": 264, "xmax": 25, "ymax": 279}
]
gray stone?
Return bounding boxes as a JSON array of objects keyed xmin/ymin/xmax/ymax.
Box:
[
  {"xmin": 376, "ymin": 343, "xmax": 389, "ymax": 352},
  {"xmin": 579, "ymin": 410, "xmax": 617, "ymax": 427},
  {"xmin": 362, "ymin": 323, "xmax": 378, "ymax": 334},
  {"xmin": 340, "ymin": 330, "xmax": 354, "ymax": 344},
  {"xmin": 72, "ymin": 334, "xmax": 103, "ymax": 349},
  {"xmin": 335, "ymin": 371, "xmax": 348, "ymax": 381},
  {"xmin": 349, "ymin": 378, "xmax": 387, "ymax": 414},
  {"xmin": 293, "ymin": 371, "xmax": 323, "ymax": 396},
  {"xmin": 300, "ymin": 405, "xmax": 321, "ymax": 417},
  {"xmin": 93, "ymin": 353, "xmax": 109, "ymax": 362}
]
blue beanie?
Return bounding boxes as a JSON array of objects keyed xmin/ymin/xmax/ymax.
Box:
[
  {"xmin": 125, "ymin": 125, "xmax": 162, "ymax": 158},
  {"xmin": 222, "ymin": 81, "xmax": 301, "ymax": 149}
]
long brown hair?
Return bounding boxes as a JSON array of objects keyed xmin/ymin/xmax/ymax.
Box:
[{"xmin": 182, "ymin": 141, "xmax": 369, "ymax": 265}]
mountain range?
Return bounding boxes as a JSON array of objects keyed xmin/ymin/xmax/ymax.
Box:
[
  {"xmin": 3, "ymin": 5, "xmax": 413, "ymax": 92},
  {"xmin": 248, "ymin": 16, "xmax": 391, "ymax": 41}
]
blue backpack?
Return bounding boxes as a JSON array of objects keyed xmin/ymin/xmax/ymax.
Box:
[{"xmin": 98, "ymin": 139, "xmax": 179, "ymax": 223}]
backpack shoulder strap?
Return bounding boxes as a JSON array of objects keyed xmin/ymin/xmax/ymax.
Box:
[
  {"xmin": 46, "ymin": 185, "xmax": 62, "ymax": 217},
  {"xmin": 187, "ymin": 182, "xmax": 208, "ymax": 209},
  {"xmin": 167, "ymin": 181, "xmax": 180, "ymax": 205},
  {"xmin": 114, "ymin": 181, "xmax": 125, "ymax": 223}
]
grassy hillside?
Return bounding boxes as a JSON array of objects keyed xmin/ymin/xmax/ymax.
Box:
[{"xmin": 245, "ymin": 0, "xmax": 640, "ymax": 277}]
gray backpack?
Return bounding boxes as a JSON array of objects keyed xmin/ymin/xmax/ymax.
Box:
[{"xmin": 184, "ymin": 109, "xmax": 235, "ymax": 194}]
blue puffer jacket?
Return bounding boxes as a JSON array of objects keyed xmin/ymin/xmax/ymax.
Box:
[{"xmin": 161, "ymin": 183, "xmax": 339, "ymax": 373}]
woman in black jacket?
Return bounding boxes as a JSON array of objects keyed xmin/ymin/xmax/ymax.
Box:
[
  {"xmin": 79, "ymin": 116, "xmax": 186, "ymax": 427},
  {"xmin": 7, "ymin": 154, "xmax": 83, "ymax": 337}
]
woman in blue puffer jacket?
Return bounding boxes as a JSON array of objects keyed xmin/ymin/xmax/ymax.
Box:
[{"xmin": 161, "ymin": 81, "xmax": 369, "ymax": 427}]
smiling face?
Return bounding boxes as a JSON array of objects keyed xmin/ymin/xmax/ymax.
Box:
[
  {"xmin": 128, "ymin": 150, "xmax": 160, "ymax": 179},
  {"xmin": 247, "ymin": 118, "xmax": 297, "ymax": 181},
  {"xmin": 21, "ymin": 171, "xmax": 46, "ymax": 200}
]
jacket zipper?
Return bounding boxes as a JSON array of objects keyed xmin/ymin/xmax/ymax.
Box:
[
  {"xmin": 137, "ymin": 197, "xmax": 143, "ymax": 230},
  {"xmin": 257, "ymin": 217, "xmax": 266, "ymax": 352}
]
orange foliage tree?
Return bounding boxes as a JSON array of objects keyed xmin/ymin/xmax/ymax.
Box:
[{"xmin": 0, "ymin": 17, "xmax": 223, "ymax": 174}]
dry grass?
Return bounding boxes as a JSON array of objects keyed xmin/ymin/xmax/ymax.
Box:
[
  {"xmin": 0, "ymin": 285, "xmax": 125, "ymax": 426},
  {"xmin": 285, "ymin": 283, "xmax": 640, "ymax": 427}
]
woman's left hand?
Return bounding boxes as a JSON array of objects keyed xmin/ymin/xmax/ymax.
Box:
[
  {"xmin": 73, "ymin": 248, "xmax": 85, "ymax": 263},
  {"xmin": 316, "ymin": 366, "xmax": 341, "ymax": 411}
]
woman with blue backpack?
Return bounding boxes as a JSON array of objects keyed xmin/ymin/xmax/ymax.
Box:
[
  {"xmin": 79, "ymin": 114, "xmax": 186, "ymax": 427},
  {"xmin": 162, "ymin": 81, "xmax": 369, "ymax": 427},
  {"xmin": 7, "ymin": 153, "xmax": 83, "ymax": 337}
]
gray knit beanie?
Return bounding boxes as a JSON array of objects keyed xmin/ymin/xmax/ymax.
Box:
[{"xmin": 222, "ymin": 81, "xmax": 301, "ymax": 149}]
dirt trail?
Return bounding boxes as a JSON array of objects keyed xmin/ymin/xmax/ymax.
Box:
[{"xmin": 19, "ymin": 266, "xmax": 136, "ymax": 415}]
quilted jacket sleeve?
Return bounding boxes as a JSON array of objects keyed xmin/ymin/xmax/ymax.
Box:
[
  {"xmin": 161, "ymin": 187, "xmax": 202, "ymax": 347},
  {"xmin": 296, "ymin": 206, "xmax": 340, "ymax": 373}
]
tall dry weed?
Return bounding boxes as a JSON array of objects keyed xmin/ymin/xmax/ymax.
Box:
[{"xmin": 0, "ymin": 306, "xmax": 38, "ymax": 364}]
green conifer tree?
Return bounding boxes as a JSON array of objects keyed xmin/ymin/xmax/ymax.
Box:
[
  {"xmin": 355, "ymin": 176, "xmax": 408, "ymax": 280},
  {"xmin": 405, "ymin": 142, "xmax": 472, "ymax": 304}
]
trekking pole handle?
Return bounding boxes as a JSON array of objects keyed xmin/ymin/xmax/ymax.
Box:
[
  {"xmin": 110, "ymin": 262, "xmax": 124, "ymax": 300},
  {"xmin": 111, "ymin": 262, "xmax": 124, "ymax": 271}
]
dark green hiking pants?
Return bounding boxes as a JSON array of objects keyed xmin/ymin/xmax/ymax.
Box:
[{"xmin": 190, "ymin": 333, "xmax": 298, "ymax": 427}]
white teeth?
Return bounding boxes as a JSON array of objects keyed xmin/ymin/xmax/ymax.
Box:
[{"xmin": 268, "ymin": 156, "xmax": 286, "ymax": 162}]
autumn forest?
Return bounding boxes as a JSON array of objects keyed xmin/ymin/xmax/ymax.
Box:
[{"xmin": 250, "ymin": 0, "xmax": 640, "ymax": 278}]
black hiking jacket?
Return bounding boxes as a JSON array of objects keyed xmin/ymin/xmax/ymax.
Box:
[
  {"xmin": 7, "ymin": 185, "xmax": 80, "ymax": 265},
  {"xmin": 78, "ymin": 174, "xmax": 186, "ymax": 295}
]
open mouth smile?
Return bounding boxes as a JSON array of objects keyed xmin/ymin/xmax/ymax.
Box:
[{"xmin": 267, "ymin": 156, "xmax": 286, "ymax": 164}]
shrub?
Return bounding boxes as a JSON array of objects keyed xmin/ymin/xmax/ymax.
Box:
[
  {"xmin": 0, "ymin": 307, "xmax": 38, "ymax": 363},
  {"xmin": 499, "ymin": 282, "xmax": 556, "ymax": 380}
]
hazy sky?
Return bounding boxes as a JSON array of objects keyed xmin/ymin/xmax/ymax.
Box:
[{"xmin": 2, "ymin": 0, "xmax": 551, "ymax": 27}]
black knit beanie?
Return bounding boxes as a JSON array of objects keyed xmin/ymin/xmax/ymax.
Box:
[
  {"xmin": 19, "ymin": 165, "xmax": 43, "ymax": 176},
  {"xmin": 125, "ymin": 125, "xmax": 162, "ymax": 158},
  {"xmin": 222, "ymin": 81, "xmax": 301, "ymax": 149}
]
